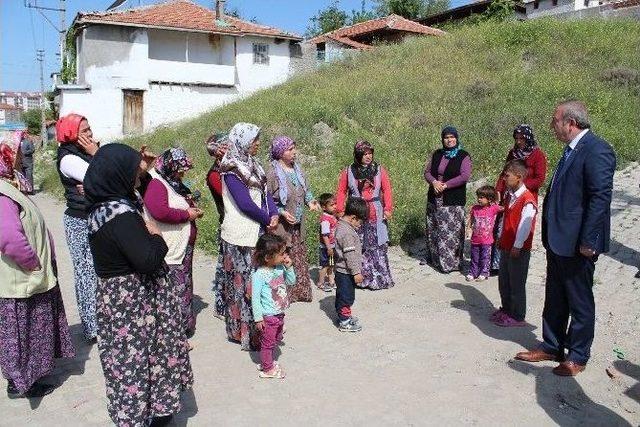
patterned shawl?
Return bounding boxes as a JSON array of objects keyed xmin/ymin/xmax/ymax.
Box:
[
  {"xmin": 155, "ymin": 147, "xmax": 193, "ymax": 197},
  {"xmin": 0, "ymin": 142, "xmax": 32, "ymax": 194},
  {"xmin": 512, "ymin": 124, "xmax": 538, "ymax": 160},
  {"xmin": 218, "ymin": 122, "xmax": 266, "ymax": 190}
]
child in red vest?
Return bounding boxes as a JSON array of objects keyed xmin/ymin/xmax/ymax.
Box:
[{"xmin": 492, "ymin": 160, "xmax": 538, "ymax": 327}]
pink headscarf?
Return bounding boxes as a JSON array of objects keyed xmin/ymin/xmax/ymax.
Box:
[{"xmin": 0, "ymin": 143, "xmax": 32, "ymax": 193}]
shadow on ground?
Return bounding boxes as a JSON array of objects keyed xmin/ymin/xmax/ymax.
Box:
[
  {"xmin": 509, "ymin": 360, "xmax": 632, "ymax": 426},
  {"xmin": 613, "ymin": 360, "xmax": 640, "ymax": 404},
  {"xmin": 445, "ymin": 282, "xmax": 539, "ymax": 351}
]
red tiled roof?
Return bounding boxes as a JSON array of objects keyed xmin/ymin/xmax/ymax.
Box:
[
  {"xmin": 327, "ymin": 35, "xmax": 374, "ymax": 50},
  {"xmin": 612, "ymin": 0, "xmax": 640, "ymax": 9},
  {"xmin": 307, "ymin": 14, "xmax": 445, "ymax": 48},
  {"xmin": 0, "ymin": 103, "xmax": 23, "ymax": 111},
  {"xmin": 75, "ymin": 0, "xmax": 302, "ymax": 40}
]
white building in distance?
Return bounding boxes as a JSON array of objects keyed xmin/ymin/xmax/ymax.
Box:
[{"xmin": 54, "ymin": 0, "xmax": 302, "ymax": 140}]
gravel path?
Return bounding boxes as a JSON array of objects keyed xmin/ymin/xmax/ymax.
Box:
[{"xmin": 2, "ymin": 164, "xmax": 639, "ymax": 426}]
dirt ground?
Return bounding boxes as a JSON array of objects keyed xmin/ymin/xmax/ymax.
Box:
[{"xmin": 2, "ymin": 163, "xmax": 639, "ymax": 426}]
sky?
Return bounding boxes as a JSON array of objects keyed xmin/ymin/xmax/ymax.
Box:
[{"xmin": 1, "ymin": 0, "xmax": 467, "ymax": 92}]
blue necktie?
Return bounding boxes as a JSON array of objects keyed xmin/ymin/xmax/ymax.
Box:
[{"xmin": 551, "ymin": 146, "xmax": 572, "ymax": 190}]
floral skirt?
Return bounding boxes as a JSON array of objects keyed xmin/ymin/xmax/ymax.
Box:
[
  {"xmin": 212, "ymin": 234, "xmax": 226, "ymax": 318},
  {"xmin": 216, "ymin": 240, "xmax": 260, "ymax": 351},
  {"xmin": 62, "ymin": 214, "xmax": 98, "ymax": 339},
  {"xmin": 287, "ymin": 225, "xmax": 313, "ymax": 303},
  {"xmin": 168, "ymin": 244, "xmax": 195, "ymax": 334},
  {"xmin": 0, "ymin": 286, "xmax": 75, "ymax": 394},
  {"xmin": 359, "ymin": 221, "xmax": 395, "ymax": 290},
  {"xmin": 426, "ymin": 198, "xmax": 466, "ymax": 273},
  {"xmin": 96, "ymin": 270, "xmax": 193, "ymax": 426}
]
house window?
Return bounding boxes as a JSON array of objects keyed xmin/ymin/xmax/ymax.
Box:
[
  {"xmin": 552, "ymin": 0, "xmax": 558, "ymax": 5},
  {"xmin": 253, "ymin": 43, "xmax": 269, "ymax": 65},
  {"xmin": 533, "ymin": 0, "xmax": 539, "ymax": 8},
  {"xmin": 583, "ymin": 0, "xmax": 589, "ymax": 6},
  {"xmin": 317, "ymin": 42, "xmax": 326, "ymax": 61}
]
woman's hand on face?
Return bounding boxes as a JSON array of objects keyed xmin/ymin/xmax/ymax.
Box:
[
  {"xmin": 282, "ymin": 211, "xmax": 297, "ymax": 225},
  {"xmin": 77, "ymin": 134, "xmax": 99, "ymax": 156}
]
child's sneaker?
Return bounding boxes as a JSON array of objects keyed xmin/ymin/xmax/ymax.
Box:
[
  {"xmin": 317, "ymin": 282, "xmax": 333, "ymax": 293},
  {"xmin": 476, "ymin": 275, "xmax": 488, "ymax": 282},
  {"xmin": 465, "ymin": 274, "xmax": 474, "ymax": 282},
  {"xmin": 338, "ymin": 319, "xmax": 362, "ymax": 332}
]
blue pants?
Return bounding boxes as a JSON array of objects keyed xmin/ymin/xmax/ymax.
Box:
[
  {"xmin": 541, "ymin": 250, "xmax": 595, "ymax": 365},
  {"xmin": 335, "ymin": 272, "xmax": 356, "ymax": 322}
]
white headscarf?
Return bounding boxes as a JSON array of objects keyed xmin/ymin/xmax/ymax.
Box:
[{"xmin": 218, "ymin": 123, "xmax": 267, "ymax": 189}]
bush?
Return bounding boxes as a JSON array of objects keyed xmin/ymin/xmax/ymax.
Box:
[{"xmin": 41, "ymin": 19, "xmax": 640, "ymax": 260}]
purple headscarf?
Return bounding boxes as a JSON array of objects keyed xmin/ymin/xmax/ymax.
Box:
[{"xmin": 270, "ymin": 135, "xmax": 307, "ymax": 206}]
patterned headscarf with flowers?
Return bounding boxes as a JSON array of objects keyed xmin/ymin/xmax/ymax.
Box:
[
  {"xmin": 155, "ymin": 147, "xmax": 193, "ymax": 197},
  {"xmin": 270, "ymin": 135, "xmax": 308, "ymax": 206},
  {"xmin": 218, "ymin": 122, "xmax": 267, "ymax": 190},
  {"xmin": 512, "ymin": 124, "xmax": 538, "ymax": 160},
  {"xmin": 0, "ymin": 142, "xmax": 32, "ymax": 193}
]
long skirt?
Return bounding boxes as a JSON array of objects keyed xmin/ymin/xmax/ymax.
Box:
[
  {"xmin": 212, "ymin": 232, "xmax": 226, "ymax": 318},
  {"xmin": 0, "ymin": 286, "xmax": 75, "ymax": 394},
  {"xmin": 168, "ymin": 244, "xmax": 195, "ymax": 334},
  {"xmin": 426, "ymin": 198, "xmax": 466, "ymax": 273},
  {"xmin": 96, "ymin": 271, "xmax": 193, "ymax": 426},
  {"xmin": 216, "ymin": 240, "xmax": 260, "ymax": 351},
  {"xmin": 63, "ymin": 214, "xmax": 98, "ymax": 339},
  {"xmin": 359, "ymin": 221, "xmax": 395, "ymax": 290},
  {"xmin": 287, "ymin": 225, "xmax": 313, "ymax": 303}
]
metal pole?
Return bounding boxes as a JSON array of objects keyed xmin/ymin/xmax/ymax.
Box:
[
  {"xmin": 59, "ymin": 0, "xmax": 65, "ymax": 67},
  {"xmin": 36, "ymin": 50, "xmax": 47, "ymax": 146}
]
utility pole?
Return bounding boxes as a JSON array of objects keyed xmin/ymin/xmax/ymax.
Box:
[
  {"xmin": 59, "ymin": 0, "xmax": 66, "ymax": 66},
  {"xmin": 24, "ymin": 1, "xmax": 66, "ymax": 67},
  {"xmin": 36, "ymin": 50, "xmax": 47, "ymax": 146}
]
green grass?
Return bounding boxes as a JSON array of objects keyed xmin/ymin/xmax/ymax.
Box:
[{"xmin": 40, "ymin": 18, "xmax": 640, "ymax": 257}]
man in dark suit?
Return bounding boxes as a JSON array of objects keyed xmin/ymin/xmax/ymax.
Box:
[{"xmin": 515, "ymin": 100, "xmax": 616, "ymax": 376}]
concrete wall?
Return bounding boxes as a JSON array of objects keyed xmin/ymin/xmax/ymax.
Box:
[
  {"xmin": 60, "ymin": 25, "xmax": 295, "ymax": 140},
  {"xmin": 525, "ymin": 0, "xmax": 602, "ymax": 18}
]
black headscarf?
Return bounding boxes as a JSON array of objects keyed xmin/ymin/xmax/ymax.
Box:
[
  {"xmin": 84, "ymin": 143, "xmax": 142, "ymax": 212},
  {"xmin": 351, "ymin": 140, "xmax": 378, "ymax": 186},
  {"xmin": 441, "ymin": 126, "xmax": 462, "ymax": 159}
]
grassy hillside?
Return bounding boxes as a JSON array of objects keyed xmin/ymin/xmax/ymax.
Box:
[{"xmin": 41, "ymin": 18, "xmax": 640, "ymax": 257}]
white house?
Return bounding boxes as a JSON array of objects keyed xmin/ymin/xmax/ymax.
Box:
[
  {"xmin": 520, "ymin": 0, "xmax": 603, "ymax": 19},
  {"xmin": 55, "ymin": 0, "xmax": 302, "ymax": 140},
  {"xmin": 0, "ymin": 92, "xmax": 42, "ymax": 111}
]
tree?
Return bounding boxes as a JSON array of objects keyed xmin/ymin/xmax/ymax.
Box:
[
  {"xmin": 350, "ymin": 0, "xmax": 378, "ymax": 24},
  {"xmin": 375, "ymin": 0, "xmax": 449, "ymax": 19},
  {"xmin": 21, "ymin": 108, "xmax": 53, "ymax": 135},
  {"xmin": 482, "ymin": 0, "xmax": 516, "ymax": 21},
  {"xmin": 306, "ymin": 1, "xmax": 349, "ymax": 37}
]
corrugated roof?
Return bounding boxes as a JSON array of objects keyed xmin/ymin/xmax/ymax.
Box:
[
  {"xmin": 307, "ymin": 14, "xmax": 445, "ymax": 49},
  {"xmin": 75, "ymin": 0, "xmax": 302, "ymax": 40}
]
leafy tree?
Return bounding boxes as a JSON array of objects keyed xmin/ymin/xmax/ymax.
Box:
[
  {"xmin": 375, "ymin": 0, "xmax": 449, "ymax": 19},
  {"xmin": 351, "ymin": 0, "xmax": 378, "ymax": 24},
  {"xmin": 482, "ymin": 0, "xmax": 516, "ymax": 21},
  {"xmin": 21, "ymin": 108, "xmax": 54, "ymax": 135},
  {"xmin": 306, "ymin": 1, "xmax": 349, "ymax": 37}
]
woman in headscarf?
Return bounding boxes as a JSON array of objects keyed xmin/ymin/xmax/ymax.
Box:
[
  {"xmin": 267, "ymin": 136, "xmax": 320, "ymax": 302},
  {"xmin": 335, "ymin": 140, "xmax": 395, "ymax": 290},
  {"xmin": 206, "ymin": 133, "xmax": 230, "ymax": 320},
  {"xmin": 55, "ymin": 113, "xmax": 99, "ymax": 341},
  {"xmin": 491, "ymin": 124, "xmax": 547, "ymax": 272},
  {"xmin": 143, "ymin": 147, "xmax": 203, "ymax": 337},
  {"xmin": 84, "ymin": 143, "xmax": 193, "ymax": 426},
  {"xmin": 424, "ymin": 126, "xmax": 472, "ymax": 273},
  {"xmin": 215, "ymin": 123, "xmax": 278, "ymax": 350},
  {"xmin": 0, "ymin": 142, "xmax": 75, "ymax": 399}
]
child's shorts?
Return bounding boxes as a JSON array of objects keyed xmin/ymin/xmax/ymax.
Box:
[{"xmin": 318, "ymin": 247, "xmax": 332, "ymax": 267}]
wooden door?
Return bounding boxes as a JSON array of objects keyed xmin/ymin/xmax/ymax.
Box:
[{"xmin": 123, "ymin": 90, "xmax": 143, "ymax": 134}]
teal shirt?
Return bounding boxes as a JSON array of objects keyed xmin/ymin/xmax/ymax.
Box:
[{"xmin": 251, "ymin": 265, "xmax": 296, "ymax": 321}]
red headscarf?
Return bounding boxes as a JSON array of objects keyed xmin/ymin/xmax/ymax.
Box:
[
  {"xmin": 0, "ymin": 142, "xmax": 32, "ymax": 193},
  {"xmin": 56, "ymin": 113, "xmax": 86, "ymax": 144}
]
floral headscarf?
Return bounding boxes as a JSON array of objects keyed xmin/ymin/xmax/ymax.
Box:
[
  {"xmin": 512, "ymin": 124, "xmax": 538, "ymax": 160},
  {"xmin": 219, "ymin": 122, "xmax": 266, "ymax": 190},
  {"xmin": 0, "ymin": 142, "xmax": 32, "ymax": 194},
  {"xmin": 441, "ymin": 126, "xmax": 462, "ymax": 159},
  {"xmin": 270, "ymin": 135, "xmax": 307, "ymax": 206},
  {"xmin": 351, "ymin": 140, "xmax": 378, "ymax": 184},
  {"xmin": 206, "ymin": 132, "xmax": 229, "ymax": 159},
  {"xmin": 155, "ymin": 147, "xmax": 193, "ymax": 197}
]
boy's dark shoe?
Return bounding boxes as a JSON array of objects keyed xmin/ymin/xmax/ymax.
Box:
[{"xmin": 635, "ymin": 270, "xmax": 640, "ymax": 279}]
